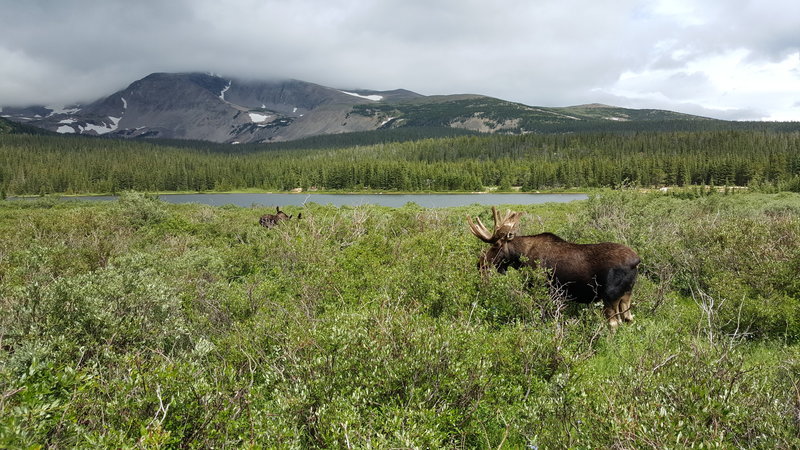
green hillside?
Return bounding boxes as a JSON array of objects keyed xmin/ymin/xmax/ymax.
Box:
[
  {"xmin": 0, "ymin": 116, "xmax": 18, "ymax": 134},
  {"xmin": 349, "ymin": 96, "xmax": 800, "ymax": 135},
  {"xmin": 351, "ymin": 96, "xmax": 709, "ymax": 133},
  {"xmin": 552, "ymin": 103, "xmax": 707, "ymax": 121},
  {"xmin": 0, "ymin": 116, "xmax": 54, "ymax": 135}
]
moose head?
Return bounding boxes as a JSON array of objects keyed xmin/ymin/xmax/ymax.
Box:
[
  {"xmin": 259, "ymin": 206, "xmax": 301, "ymax": 228},
  {"xmin": 468, "ymin": 207, "xmax": 640, "ymax": 327}
]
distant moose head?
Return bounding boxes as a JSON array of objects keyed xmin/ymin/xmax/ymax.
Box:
[
  {"xmin": 468, "ymin": 207, "xmax": 640, "ymax": 327},
  {"xmin": 259, "ymin": 206, "xmax": 301, "ymax": 228}
]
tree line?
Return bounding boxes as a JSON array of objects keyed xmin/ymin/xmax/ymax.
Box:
[{"xmin": 2, "ymin": 130, "xmax": 800, "ymax": 196}]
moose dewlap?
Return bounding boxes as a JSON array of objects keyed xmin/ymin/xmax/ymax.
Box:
[{"xmin": 468, "ymin": 207, "xmax": 640, "ymax": 327}]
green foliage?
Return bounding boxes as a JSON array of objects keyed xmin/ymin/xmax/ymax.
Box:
[
  {"xmin": 114, "ymin": 191, "xmax": 170, "ymax": 227},
  {"xmin": 1, "ymin": 193, "xmax": 799, "ymax": 447}
]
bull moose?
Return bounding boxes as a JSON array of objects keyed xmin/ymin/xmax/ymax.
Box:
[
  {"xmin": 468, "ymin": 207, "xmax": 640, "ymax": 327},
  {"xmin": 259, "ymin": 206, "xmax": 301, "ymax": 228}
]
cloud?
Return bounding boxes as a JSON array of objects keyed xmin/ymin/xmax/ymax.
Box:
[{"xmin": 1, "ymin": 0, "xmax": 799, "ymax": 119}]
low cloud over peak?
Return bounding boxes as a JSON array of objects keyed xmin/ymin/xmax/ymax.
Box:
[{"xmin": 1, "ymin": 0, "xmax": 799, "ymax": 120}]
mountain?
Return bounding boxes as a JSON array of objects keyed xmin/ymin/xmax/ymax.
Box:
[{"xmin": 1, "ymin": 72, "xmax": 718, "ymax": 143}]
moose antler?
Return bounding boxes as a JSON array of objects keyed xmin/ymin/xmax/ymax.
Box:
[{"xmin": 467, "ymin": 206, "xmax": 524, "ymax": 243}]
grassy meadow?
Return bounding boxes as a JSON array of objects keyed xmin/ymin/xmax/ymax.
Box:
[{"xmin": 1, "ymin": 191, "xmax": 799, "ymax": 447}]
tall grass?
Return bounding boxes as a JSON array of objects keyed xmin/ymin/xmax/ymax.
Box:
[{"xmin": 1, "ymin": 191, "xmax": 798, "ymax": 447}]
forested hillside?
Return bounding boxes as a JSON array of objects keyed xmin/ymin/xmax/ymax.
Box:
[
  {"xmin": 2, "ymin": 130, "xmax": 800, "ymax": 195},
  {"xmin": 0, "ymin": 116, "xmax": 53, "ymax": 136}
]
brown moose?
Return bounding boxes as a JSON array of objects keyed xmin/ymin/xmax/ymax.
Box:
[
  {"xmin": 468, "ymin": 207, "xmax": 640, "ymax": 327},
  {"xmin": 259, "ymin": 206, "xmax": 301, "ymax": 228}
]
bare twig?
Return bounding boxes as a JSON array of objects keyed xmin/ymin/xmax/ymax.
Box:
[
  {"xmin": 651, "ymin": 354, "xmax": 678, "ymax": 374},
  {"xmin": 152, "ymin": 384, "xmax": 172, "ymax": 425}
]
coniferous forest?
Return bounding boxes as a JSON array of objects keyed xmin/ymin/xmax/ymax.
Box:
[{"xmin": 2, "ymin": 129, "xmax": 800, "ymax": 196}]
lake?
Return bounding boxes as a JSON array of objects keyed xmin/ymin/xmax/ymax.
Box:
[{"xmin": 55, "ymin": 192, "xmax": 588, "ymax": 208}]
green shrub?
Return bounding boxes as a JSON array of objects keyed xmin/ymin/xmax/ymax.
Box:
[{"xmin": 114, "ymin": 191, "xmax": 169, "ymax": 228}]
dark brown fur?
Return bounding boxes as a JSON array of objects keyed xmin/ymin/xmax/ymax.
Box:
[
  {"xmin": 259, "ymin": 206, "xmax": 301, "ymax": 228},
  {"xmin": 469, "ymin": 208, "xmax": 640, "ymax": 327}
]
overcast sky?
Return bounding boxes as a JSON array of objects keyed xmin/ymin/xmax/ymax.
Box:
[{"xmin": 2, "ymin": 0, "xmax": 799, "ymax": 120}]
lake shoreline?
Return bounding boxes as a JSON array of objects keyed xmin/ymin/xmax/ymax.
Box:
[
  {"xmin": 47, "ymin": 188, "xmax": 589, "ymax": 198},
  {"xmin": 7, "ymin": 192, "xmax": 591, "ymax": 208},
  {"xmin": 6, "ymin": 185, "xmax": 749, "ymax": 200}
]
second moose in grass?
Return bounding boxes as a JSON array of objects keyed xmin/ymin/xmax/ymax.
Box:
[
  {"xmin": 259, "ymin": 206, "xmax": 301, "ymax": 228},
  {"xmin": 468, "ymin": 207, "xmax": 640, "ymax": 327}
]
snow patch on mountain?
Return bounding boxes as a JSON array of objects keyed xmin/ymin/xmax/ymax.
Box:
[
  {"xmin": 219, "ymin": 81, "xmax": 231, "ymax": 101},
  {"xmin": 249, "ymin": 113, "xmax": 272, "ymax": 123},
  {"xmin": 57, "ymin": 125, "xmax": 75, "ymax": 134},
  {"xmin": 339, "ymin": 90, "xmax": 383, "ymax": 101},
  {"xmin": 83, "ymin": 117, "xmax": 121, "ymax": 135},
  {"xmin": 121, "ymin": 97, "xmax": 128, "ymax": 109},
  {"xmin": 47, "ymin": 105, "xmax": 82, "ymax": 116},
  {"xmin": 537, "ymin": 108, "xmax": 581, "ymax": 120}
]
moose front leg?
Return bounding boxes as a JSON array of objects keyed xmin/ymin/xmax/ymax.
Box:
[
  {"xmin": 603, "ymin": 297, "xmax": 623, "ymax": 328},
  {"xmin": 619, "ymin": 291, "xmax": 634, "ymax": 322}
]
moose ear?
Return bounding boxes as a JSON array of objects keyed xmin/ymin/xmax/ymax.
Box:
[
  {"xmin": 276, "ymin": 206, "xmax": 281, "ymax": 213},
  {"xmin": 298, "ymin": 213, "xmax": 303, "ymax": 219}
]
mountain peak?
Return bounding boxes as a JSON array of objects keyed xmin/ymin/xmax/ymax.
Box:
[{"xmin": 1, "ymin": 72, "xmax": 719, "ymax": 143}]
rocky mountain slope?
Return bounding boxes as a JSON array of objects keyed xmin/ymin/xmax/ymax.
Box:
[{"xmin": 1, "ymin": 72, "xmax": 716, "ymax": 143}]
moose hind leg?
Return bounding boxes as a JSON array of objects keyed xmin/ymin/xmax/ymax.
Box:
[
  {"xmin": 619, "ymin": 291, "xmax": 634, "ymax": 322},
  {"xmin": 604, "ymin": 267, "xmax": 636, "ymax": 326},
  {"xmin": 603, "ymin": 297, "xmax": 623, "ymax": 328}
]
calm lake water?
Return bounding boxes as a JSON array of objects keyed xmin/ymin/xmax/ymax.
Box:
[
  {"xmin": 166, "ymin": 193, "xmax": 588, "ymax": 207},
  {"xmin": 19, "ymin": 193, "xmax": 589, "ymax": 208}
]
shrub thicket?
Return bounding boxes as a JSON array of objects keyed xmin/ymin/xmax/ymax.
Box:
[{"xmin": 1, "ymin": 191, "xmax": 799, "ymax": 447}]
